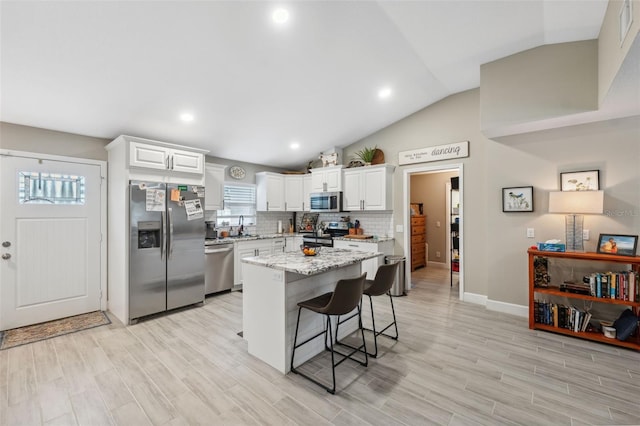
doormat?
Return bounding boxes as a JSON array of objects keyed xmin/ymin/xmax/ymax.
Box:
[{"xmin": 0, "ymin": 311, "xmax": 111, "ymax": 350}]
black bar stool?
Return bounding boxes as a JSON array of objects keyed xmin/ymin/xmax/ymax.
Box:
[
  {"xmin": 290, "ymin": 273, "xmax": 368, "ymax": 394},
  {"xmin": 337, "ymin": 262, "xmax": 399, "ymax": 358}
]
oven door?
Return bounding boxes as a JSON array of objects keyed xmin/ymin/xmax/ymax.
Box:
[{"xmin": 302, "ymin": 236, "xmax": 333, "ymax": 247}]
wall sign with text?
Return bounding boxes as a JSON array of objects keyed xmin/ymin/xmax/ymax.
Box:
[{"xmin": 399, "ymin": 141, "xmax": 469, "ymax": 166}]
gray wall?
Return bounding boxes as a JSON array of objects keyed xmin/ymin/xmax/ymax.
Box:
[
  {"xmin": 0, "ymin": 122, "xmax": 110, "ymax": 160},
  {"xmin": 480, "ymin": 40, "xmax": 598, "ymax": 133},
  {"xmin": 205, "ymin": 155, "xmax": 287, "ymax": 185},
  {"xmin": 343, "ymin": 88, "xmax": 640, "ymax": 307}
]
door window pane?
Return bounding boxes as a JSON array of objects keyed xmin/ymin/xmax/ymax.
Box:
[{"xmin": 19, "ymin": 171, "xmax": 86, "ymax": 205}]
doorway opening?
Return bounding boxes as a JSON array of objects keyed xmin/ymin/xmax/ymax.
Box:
[{"xmin": 402, "ymin": 164, "xmax": 463, "ymax": 299}]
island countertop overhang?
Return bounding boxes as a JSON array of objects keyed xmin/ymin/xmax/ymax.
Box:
[{"xmin": 241, "ymin": 247, "xmax": 381, "ymax": 276}]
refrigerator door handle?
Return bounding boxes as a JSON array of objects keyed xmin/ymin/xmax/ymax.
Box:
[
  {"xmin": 161, "ymin": 210, "xmax": 167, "ymax": 260},
  {"xmin": 168, "ymin": 207, "xmax": 174, "ymax": 259}
]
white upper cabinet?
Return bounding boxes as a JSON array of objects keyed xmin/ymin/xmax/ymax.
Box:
[
  {"xmin": 204, "ymin": 163, "xmax": 226, "ymax": 211},
  {"xmin": 342, "ymin": 164, "xmax": 394, "ymax": 211},
  {"xmin": 129, "ymin": 142, "xmax": 168, "ymax": 171},
  {"xmin": 171, "ymin": 149, "xmax": 204, "ymax": 174},
  {"xmin": 129, "ymin": 141, "xmax": 204, "ymax": 174},
  {"xmin": 302, "ymin": 175, "xmax": 312, "ymax": 211},
  {"xmin": 310, "ymin": 165, "xmax": 343, "ymax": 192},
  {"xmin": 107, "ymin": 135, "xmax": 208, "ymax": 185},
  {"xmin": 284, "ymin": 175, "xmax": 304, "ymax": 211},
  {"xmin": 256, "ymin": 172, "xmax": 284, "ymax": 211}
]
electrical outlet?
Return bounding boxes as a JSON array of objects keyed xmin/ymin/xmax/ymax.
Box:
[
  {"xmin": 583, "ymin": 229, "xmax": 590, "ymax": 240},
  {"xmin": 436, "ymin": 251, "xmax": 441, "ymax": 258},
  {"xmin": 527, "ymin": 228, "xmax": 535, "ymax": 238},
  {"xmin": 436, "ymin": 221, "xmax": 441, "ymax": 227},
  {"xmin": 395, "ymin": 225, "xmax": 403, "ymax": 233}
]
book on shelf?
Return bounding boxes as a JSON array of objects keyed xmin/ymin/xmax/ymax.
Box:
[
  {"xmin": 534, "ymin": 299, "xmax": 593, "ymax": 332},
  {"xmin": 581, "ymin": 271, "xmax": 638, "ymax": 302}
]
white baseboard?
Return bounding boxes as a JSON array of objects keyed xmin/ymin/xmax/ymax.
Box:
[
  {"xmin": 426, "ymin": 261, "xmax": 448, "ymax": 269},
  {"xmin": 486, "ymin": 299, "xmax": 528, "ymax": 318},
  {"xmin": 463, "ymin": 292, "xmax": 487, "ymax": 306},
  {"xmin": 463, "ymin": 292, "xmax": 528, "ymax": 318}
]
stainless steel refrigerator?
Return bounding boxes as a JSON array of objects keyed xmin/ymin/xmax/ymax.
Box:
[{"xmin": 129, "ymin": 180, "xmax": 205, "ymax": 321}]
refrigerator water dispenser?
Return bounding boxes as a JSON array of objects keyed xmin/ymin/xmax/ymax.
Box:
[{"xmin": 138, "ymin": 221, "xmax": 161, "ymax": 249}]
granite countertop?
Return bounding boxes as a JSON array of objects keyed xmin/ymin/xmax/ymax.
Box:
[
  {"xmin": 241, "ymin": 247, "xmax": 381, "ymax": 275},
  {"xmin": 205, "ymin": 233, "xmax": 301, "ymax": 246},
  {"xmin": 333, "ymin": 236, "xmax": 394, "ymax": 243}
]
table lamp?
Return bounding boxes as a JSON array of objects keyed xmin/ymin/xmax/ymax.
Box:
[{"xmin": 548, "ymin": 190, "xmax": 604, "ymax": 251}]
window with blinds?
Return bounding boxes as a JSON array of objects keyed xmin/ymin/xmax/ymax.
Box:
[{"xmin": 216, "ymin": 183, "xmax": 257, "ymax": 227}]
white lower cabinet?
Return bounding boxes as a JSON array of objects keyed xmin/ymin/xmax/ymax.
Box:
[
  {"xmin": 333, "ymin": 239, "xmax": 394, "ymax": 279},
  {"xmin": 234, "ymin": 239, "xmax": 285, "ymax": 285}
]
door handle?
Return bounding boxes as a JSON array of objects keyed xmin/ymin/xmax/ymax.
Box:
[
  {"xmin": 168, "ymin": 208, "xmax": 174, "ymax": 259},
  {"xmin": 2, "ymin": 253, "xmax": 11, "ymax": 260},
  {"xmin": 161, "ymin": 211, "xmax": 166, "ymax": 260},
  {"xmin": 206, "ymin": 247, "xmax": 234, "ymax": 254}
]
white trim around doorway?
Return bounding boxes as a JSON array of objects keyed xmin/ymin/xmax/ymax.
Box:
[{"xmin": 403, "ymin": 163, "xmax": 463, "ymax": 300}]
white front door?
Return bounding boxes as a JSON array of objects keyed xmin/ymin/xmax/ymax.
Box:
[{"xmin": 0, "ymin": 154, "xmax": 103, "ymax": 330}]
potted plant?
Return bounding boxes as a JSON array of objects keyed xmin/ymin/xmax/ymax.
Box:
[{"xmin": 354, "ymin": 146, "xmax": 377, "ymax": 165}]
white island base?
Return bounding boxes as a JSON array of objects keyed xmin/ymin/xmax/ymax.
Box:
[{"xmin": 242, "ymin": 262, "xmax": 362, "ymax": 374}]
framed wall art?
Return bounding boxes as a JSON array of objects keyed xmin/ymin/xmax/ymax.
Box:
[
  {"xmin": 502, "ymin": 186, "xmax": 534, "ymax": 212},
  {"xmin": 560, "ymin": 170, "xmax": 599, "ymax": 191},
  {"xmin": 596, "ymin": 234, "xmax": 638, "ymax": 257}
]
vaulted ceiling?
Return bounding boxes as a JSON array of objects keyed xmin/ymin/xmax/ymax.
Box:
[{"xmin": 1, "ymin": 1, "xmax": 609, "ymax": 168}]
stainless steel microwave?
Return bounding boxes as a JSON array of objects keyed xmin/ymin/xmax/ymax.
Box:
[{"xmin": 310, "ymin": 192, "xmax": 343, "ymax": 213}]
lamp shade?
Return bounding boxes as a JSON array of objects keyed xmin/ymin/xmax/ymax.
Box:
[{"xmin": 548, "ymin": 190, "xmax": 604, "ymax": 214}]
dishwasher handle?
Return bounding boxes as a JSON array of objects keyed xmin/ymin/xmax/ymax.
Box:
[{"xmin": 205, "ymin": 246, "xmax": 234, "ymax": 254}]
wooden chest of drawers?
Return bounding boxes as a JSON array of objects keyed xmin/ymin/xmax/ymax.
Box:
[{"xmin": 410, "ymin": 215, "xmax": 426, "ymax": 270}]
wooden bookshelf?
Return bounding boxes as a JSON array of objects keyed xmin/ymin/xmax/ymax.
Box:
[{"xmin": 528, "ymin": 248, "xmax": 640, "ymax": 351}]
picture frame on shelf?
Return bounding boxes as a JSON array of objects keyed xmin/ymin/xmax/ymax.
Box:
[
  {"xmin": 596, "ymin": 234, "xmax": 638, "ymax": 257},
  {"xmin": 560, "ymin": 170, "xmax": 600, "ymax": 191},
  {"xmin": 502, "ymin": 186, "xmax": 533, "ymax": 212}
]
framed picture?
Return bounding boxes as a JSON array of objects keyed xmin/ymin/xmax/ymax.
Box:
[
  {"xmin": 502, "ymin": 186, "xmax": 534, "ymax": 212},
  {"xmin": 560, "ymin": 170, "xmax": 600, "ymax": 191},
  {"xmin": 596, "ymin": 234, "xmax": 638, "ymax": 257}
]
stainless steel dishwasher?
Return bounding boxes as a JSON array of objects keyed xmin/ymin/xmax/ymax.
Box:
[{"xmin": 205, "ymin": 243, "xmax": 234, "ymax": 295}]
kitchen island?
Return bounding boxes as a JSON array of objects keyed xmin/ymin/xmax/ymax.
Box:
[{"xmin": 241, "ymin": 248, "xmax": 380, "ymax": 373}]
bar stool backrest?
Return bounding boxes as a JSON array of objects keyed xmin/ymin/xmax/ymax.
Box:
[
  {"xmin": 366, "ymin": 263, "xmax": 399, "ymax": 296},
  {"xmin": 321, "ymin": 273, "xmax": 366, "ymax": 316}
]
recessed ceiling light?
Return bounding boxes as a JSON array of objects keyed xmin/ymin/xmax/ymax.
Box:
[
  {"xmin": 180, "ymin": 113, "xmax": 194, "ymax": 122},
  {"xmin": 272, "ymin": 8, "xmax": 290, "ymax": 24},
  {"xmin": 378, "ymin": 87, "xmax": 392, "ymax": 99},
  {"xmin": 290, "ymin": 142, "xmax": 300, "ymax": 150}
]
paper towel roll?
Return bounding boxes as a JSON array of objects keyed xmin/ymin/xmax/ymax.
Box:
[{"xmin": 277, "ymin": 220, "xmax": 283, "ymax": 233}]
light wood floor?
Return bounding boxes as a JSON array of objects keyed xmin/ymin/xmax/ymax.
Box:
[{"xmin": 1, "ymin": 267, "xmax": 639, "ymax": 425}]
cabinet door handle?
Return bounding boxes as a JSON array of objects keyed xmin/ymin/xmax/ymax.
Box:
[
  {"xmin": 285, "ymin": 202, "xmax": 287, "ymax": 211},
  {"xmin": 165, "ymin": 156, "xmax": 170, "ymax": 169},
  {"xmin": 266, "ymin": 201, "xmax": 269, "ymax": 211}
]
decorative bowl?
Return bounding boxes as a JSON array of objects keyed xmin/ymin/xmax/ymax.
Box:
[{"xmin": 300, "ymin": 245, "xmax": 321, "ymax": 256}]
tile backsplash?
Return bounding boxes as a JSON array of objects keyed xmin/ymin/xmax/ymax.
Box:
[
  {"xmin": 204, "ymin": 210, "xmax": 393, "ymax": 238},
  {"xmin": 315, "ymin": 212, "xmax": 394, "ymax": 237}
]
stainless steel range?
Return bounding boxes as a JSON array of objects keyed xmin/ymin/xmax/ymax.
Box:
[{"xmin": 301, "ymin": 221, "xmax": 350, "ymax": 247}]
